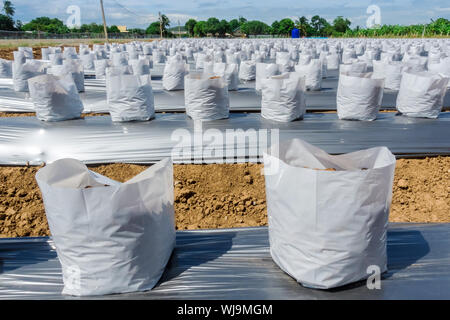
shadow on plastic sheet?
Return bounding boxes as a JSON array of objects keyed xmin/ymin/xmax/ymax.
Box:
[
  {"xmin": 154, "ymin": 230, "xmax": 237, "ymax": 287},
  {"xmin": 444, "ymin": 90, "xmax": 450, "ymax": 107},
  {"xmin": 0, "ymin": 238, "xmax": 56, "ymax": 275},
  {"xmin": 384, "ymin": 229, "xmax": 430, "ymax": 279}
]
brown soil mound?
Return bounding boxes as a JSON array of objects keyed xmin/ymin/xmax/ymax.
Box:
[
  {"xmin": 390, "ymin": 157, "xmax": 449, "ymax": 222},
  {"xmin": 0, "ymin": 46, "xmax": 44, "ymax": 60},
  {"xmin": 0, "ymin": 157, "xmax": 449, "ymax": 238},
  {"xmin": 0, "ymin": 112, "xmax": 35, "ymax": 117}
]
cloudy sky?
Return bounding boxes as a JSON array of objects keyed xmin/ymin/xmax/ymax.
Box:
[{"xmin": 9, "ymin": 0, "xmax": 450, "ymax": 29}]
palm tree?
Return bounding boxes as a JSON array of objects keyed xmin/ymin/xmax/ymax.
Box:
[
  {"xmin": 3, "ymin": 0, "xmax": 14, "ymax": 17},
  {"xmin": 294, "ymin": 16, "xmax": 308, "ymax": 36}
]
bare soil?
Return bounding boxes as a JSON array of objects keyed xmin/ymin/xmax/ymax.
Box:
[
  {"xmin": 0, "ymin": 157, "xmax": 448, "ymax": 238},
  {"xmin": 0, "ymin": 40, "xmax": 155, "ymax": 60}
]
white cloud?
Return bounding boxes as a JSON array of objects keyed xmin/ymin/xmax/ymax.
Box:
[{"xmin": 435, "ymin": 7, "xmax": 450, "ymax": 12}]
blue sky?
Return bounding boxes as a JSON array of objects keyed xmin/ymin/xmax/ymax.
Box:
[{"xmin": 9, "ymin": 0, "xmax": 450, "ymax": 29}]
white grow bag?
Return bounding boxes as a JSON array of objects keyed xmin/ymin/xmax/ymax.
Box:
[
  {"xmin": 106, "ymin": 74, "xmax": 155, "ymax": 122},
  {"xmin": 213, "ymin": 63, "xmax": 239, "ymax": 91},
  {"xmin": 185, "ymin": 74, "xmax": 229, "ymax": 121},
  {"xmin": 256, "ymin": 63, "xmax": 279, "ymax": 92},
  {"xmin": 35, "ymin": 158, "xmax": 175, "ymax": 296},
  {"xmin": 12, "ymin": 60, "xmax": 47, "ymax": 92},
  {"xmin": 396, "ymin": 71, "xmax": 449, "ymax": 118},
  {"xmin": 261, "ymin": 73, "xmax": 306, "ymax": 122},
  {"xmin": 28, "ymin": 74, "xmax": 84, "ymax": 122},
  {"xmin": 239, "ymin": 60, "xmax": 256, "ymax": 81},
  {"xmin": 294, "ymin": 59, "xmax": 322, "ymax": 91},
  {"xmin": 337, "ymin": 72, "xmax": 385, "ymax": 121},
  {"xmin": 263, "ymin": 138, "xmax": 396, "ymax": 289},
  {"xmin": 0, "ymin": 58, "xmax": 12, "ymax": 78},
  {"xmin": 162, "ymin": 55, "xmax": 188, "ymax": 91}
]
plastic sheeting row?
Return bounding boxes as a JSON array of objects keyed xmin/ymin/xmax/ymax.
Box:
[
  {"xmin": 0, "ymin": 223, "xmax": 449, "ymax": 299},
  {"xmin": 0, "ymin": 112, "xmax": 449, "ymax": 165}
]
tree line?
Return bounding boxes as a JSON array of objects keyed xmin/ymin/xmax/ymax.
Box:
[{"xmin": 0, "ymin": 1, "xmax": 449, "ymax": 37}]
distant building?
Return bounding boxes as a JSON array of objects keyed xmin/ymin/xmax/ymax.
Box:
[
  {"xmin": 117, "ymin": 26, "xmax": 129, "ymax": 33},
  {"xmin": 231, "ymin": 26, "xmax": 244, "ymax": 37},
  {"xmin": 172, "ymin": 30, "xmax": 188, "ymax": 35}
]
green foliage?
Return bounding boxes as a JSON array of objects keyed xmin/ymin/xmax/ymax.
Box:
[
  {"xmin": 205, "ymin": 17, "xmax": 220, "ymax": 35},
  {"xmin": 344, "ymin": 18, "xmax": 450, "ymax": 37},
  {"xmin": 270, "ymin": 20, "xmax": 280, "ymax": 35},
  {"xmin": 160, "ymin": 14, "xmax": 170, "ymax": 29},
  {"xmin": 2, "ymin": 0, "xmax": 14, "ymax": 17},
  {"xmin": 22, "ymin": 17, "xmax": 68, "ymax": 33},
  {"xmin": 108, "ymin": 25, "xmax": 120, "ymax": 33},
  {"xmin": 229, "ymin": 19, "xmax": 239, "ymax": 33},
  {"xmin": 294, "ymin": 16, "xmax": 309, "ymax": 36},
  {"xmin": 310, "ymin": 15, "xmax": 330, "ymax": 36},
  {"xmin": 218, "ymin": 19, "xmax": 230, "ymax": 37},
  {"xmin": 0, "ymin": 13, "xmax": 14, "ymax": 30},
  {"xmin": 333, "ymin": 16, "xmax": 351, "ymax": 33},
  {"xmin": 185, "ymin": 18, "xmax": 197, "ymax": 36},
  {"xmin": 128, "ymin": 28, "xmax": 146, "ymax": 35},
  {"xmin": 146, "ymin": 21, "xmax": 161, "ymax": 35},
  {"xmin": 146, "ymin": 14, "xmax": 170, "ymax": 36},
  {"xmin": 278, "ymin": 18, "xmax": 295, "ymax": 36},
  {"xmin": 241, "ymin": 20, "xmax": 270, "ymax": 35},
  {"xmin": 194, "ymin": 21, "xmax": 207, "ymax": 37}
]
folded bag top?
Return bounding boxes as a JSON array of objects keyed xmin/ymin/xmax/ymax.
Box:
[{"xmin": 35, "ymin": 158, "xmax": 175, "ymax": 296}]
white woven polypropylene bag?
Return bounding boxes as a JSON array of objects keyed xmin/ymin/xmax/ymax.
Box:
[
  {"xmin": 396, "ymin": 71, "xmax": 449, "ymax": 118},
  {"xmin": 12, "ymin": 60, "xmax": 47, "ymax": 92},
  {"xmin": 35, "ymin": 157, "xmax": 175, "ymax": 296},
  {"xmin": 185, "ymin": 74, "xmax": 229, "ymax": 121},
  {"xmin": 80, "ymin": 53, "xmax": 96, "ymax": 71},
  {"xmin": 337, "ymin": 72, "xmax": 384, "ymax": 121},
  {"xmin": 62, "ymin": 59, "xmax": 85, "ymax": 92},
  {"xmin": 256, "ymin": 63, "xmax": 279, "ymax": 91},
  {"xmin": 326, "ymin": 54, "xmax": 340, "ymax": 70},
  {"xmin": 294, "ymin": 59, "xmax": 322, "ymax": 91},
  {"xmin": 0, "ymin": 58, "xmax": 12, "ymax": 78},
  {"xmin": 339, "ymin": 62, "xmax": 367, "ymax": 74},
  {"xmin": 427, "ymin": 57, "xmax": 450, "ymax": 88},
  {"xmin": 129, "ymin": 59, "xmax": 150, "ymax": 76},
  {"xmin": 106, "ymin": 74, "xmax": 155, "ymax": 122},
  {"xmin": 261, "ymin": 73, "xmax": 306, "ymax": 122},
  {"xmin": 264, "ymin": 138, "xmax": 396, "ymax": 289},
  {"xmin": 28, "ymin": 74, "xmax": 83, "ymax": 121},
  {"xmin": 239, "ymin": 60, "xmax": 256, "ymax": 81},
  {"xmin": 162, "ymin": 55, "xmax": 188, "ymax": 91},
  {"xmin": 213, "ymin": 63, "xmax": 239, "ymax": 91},
  {"xmin": 94, "ymin": 59, "xmax": 111, "ymax": 79}
]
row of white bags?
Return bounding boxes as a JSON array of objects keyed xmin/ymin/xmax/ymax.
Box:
[
  {"xmin": 27, "ymin": 71, "xmax": 155, "ymax": 122},
  {"xmin": 28, "ymin": 69, "xmax": 448, "ymax": 122},
  {"xmin": 337, "ymin": 71, "xmax": 449, "ymax": 120},
  {"xmin": 36, "ymin": 137, "xmax": 395, "ymax": 295}
]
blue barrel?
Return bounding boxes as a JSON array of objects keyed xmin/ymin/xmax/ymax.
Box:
[{"xmin": 291, "ymin": 28, "xmax": 300, "ymax": 38}]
